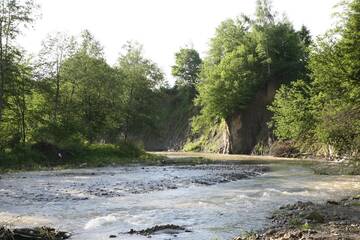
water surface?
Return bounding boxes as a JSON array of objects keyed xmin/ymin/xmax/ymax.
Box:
[{"xmin": 0, "ymin": 164, "xmax": 359, "ymax": 239}]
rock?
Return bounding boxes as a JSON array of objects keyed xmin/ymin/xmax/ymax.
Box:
[
  {"xmin": 305, "ymin": 211, "xmax": 325, "ymax": 223},
  {"xmin": 127, "ymin": 224, "xmax": 189, "ymax": 236},
  {"xmin": 306, "ymin": 229, "xmax": 317, "ymax": 234},
  {"xmin": 0, "ymin": 226, "xmax": 71, "ymax": 240},
  {"xmin": 264, "ymin": 228, "xmax": 277, "ymax": 235},
  {"xmin": 233, "ymin": 195, "xmax": 360, "ymax": 240},
  {"xmin": 327, "ymin": 200, "xmax": 339, "ymax": 205},
  {"xmin": 352, "ymin": 194, "xmax": 360, "ymax": 200}
]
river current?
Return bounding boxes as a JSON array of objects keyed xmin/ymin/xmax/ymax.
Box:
[{"xmin": 0, "ymin": 163, "xmax": 359, "ymax": 239}]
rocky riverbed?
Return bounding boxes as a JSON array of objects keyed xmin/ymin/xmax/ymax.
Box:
[
  {"xmin": 234, "ymin": 195, "xmax": 360, "ymax": 240},
  {"xmin": 1, "ymin": 164, "xmax": 360, "ymax": 240},
  {"xmin": 0, "ymin": 226, "xmax": 71, "ymax": 240}
]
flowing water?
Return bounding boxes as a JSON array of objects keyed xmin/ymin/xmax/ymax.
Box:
[{"xmin": 0, "ymin": 163, "xmax": 359, "ymax": 240}]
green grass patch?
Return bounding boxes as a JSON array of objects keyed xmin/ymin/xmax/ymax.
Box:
[
  {"xmin": 351, "ymin": 201, "xmax": 360, "ymax": 207},
  {"xmin": 0, "ymin": 142, "xmax": 165, "ymax": 173}
]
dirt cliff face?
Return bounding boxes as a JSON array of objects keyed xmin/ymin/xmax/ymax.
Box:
[
  {"xmin": 135, "ymin": 80, "xmax": 280, "ymax": 153},
  {"xmin": 133, "ymin": 87, "xmax": 196, "ymax": 151},
  {"xmin": 226, "ymin": 80, "xmax": 279, "ymax": 154}
]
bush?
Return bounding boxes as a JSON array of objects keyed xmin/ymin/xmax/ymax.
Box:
[
  {"xmin": 0, "ymin": 140, "xmax": 151, "ymax": 172},
  {"xmin": 0, "ymin": 145, "xmax": 45, "ymax": 170}
]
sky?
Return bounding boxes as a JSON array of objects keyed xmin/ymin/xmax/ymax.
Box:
[{"xmin": 19, "ymin": 0, "xmax": 340, "ymax": 84}]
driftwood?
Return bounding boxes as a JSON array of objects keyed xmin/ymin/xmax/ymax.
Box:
[{"xmin": 0, "ymin": 226, "xmax": 71, "ymax": 240}]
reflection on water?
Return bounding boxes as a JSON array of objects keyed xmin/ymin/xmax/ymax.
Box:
[{"xmin": 0, "ymin": 164, "xmax": 359, "ymax": 240}]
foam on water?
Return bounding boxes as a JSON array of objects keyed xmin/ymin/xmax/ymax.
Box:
[
  {"xmin": 0, "ymin": 164, "xmax": 359, "ymax": 240},
  {"xmin": 84, "ymin": 215, "xmax": 117, "ymax": 230},
  {"xmin": 0, "ymin": 212, "xmax": 51, "ymax": 227}
]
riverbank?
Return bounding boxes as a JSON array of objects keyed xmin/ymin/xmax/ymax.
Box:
[
  {"xmin": 0, "ymin": 148, "xmax": 321, "ymax": 173},
  {"xmin": 0, "ymin": 143, "xmax": 165, "ymax": 173},
  {"xmin": 157, "ymin": 152, "xmax": 360, "ymax": 176},
  {"xmin": 0, "ymin": 162, "xmax": 359, "ymax": 239},
  {"xmin": 153, "ymin": 151, "xmax": 322, "ymax": 165},
  {"xmin": 234, "ymin": 194, "xmax": 360, "ymax": 240},
  {"xmin": 3, "ymin": 148, "xmax": 359, "ymax": 176},
  {"xmin": 0, "ymin": 226, "xmax": 71, "ymax": 240}
]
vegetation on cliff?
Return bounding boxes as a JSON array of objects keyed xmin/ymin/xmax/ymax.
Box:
[{"xmin": 189, "ymin": 0, "xmax": 310, "ymax": 153}]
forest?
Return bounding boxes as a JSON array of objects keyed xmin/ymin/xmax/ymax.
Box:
[
  {"xmin": 1, "ymin": 1, "xmax": 360, "ymax": 239},
  {"xmin": 0, "ymin": 0, "xmax": 359, "ymax": 169}
]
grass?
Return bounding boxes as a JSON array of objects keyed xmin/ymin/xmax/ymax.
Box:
[
  {"xmin": 351, "ymin": 202, "xmax": 360, "ymax": 207},
  {"xmin": 0, "ymin": 142, "xmax": 165, "ymax": 173},
  {"xmin": 0, "ymin": 143, "xmax": 232, "ymax": 173}
]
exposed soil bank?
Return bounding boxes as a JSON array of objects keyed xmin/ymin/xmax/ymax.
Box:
[{"xmin": 234, "ymin": 195, "xmax": 360, "ymax": 240}]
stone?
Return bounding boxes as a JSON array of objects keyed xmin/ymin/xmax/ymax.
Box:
[
  {"xmin": 327, "ymin": 200, "xmax": 339, "ymax": 205},
  {"xmin": 305, "ymin": 211, "xmax": 325, "ymax": 223}
]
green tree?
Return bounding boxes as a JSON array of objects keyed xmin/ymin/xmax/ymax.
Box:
[
  {"xmin": 310, "ymin": 0, "xmax": 360, "ymax": 155},
  {"xmin": 58, "ymin": 32, "xmax": 115, "ymax": 143},
  {"xmin": 208, "ymin": 18, "xmax": 249, "ymax": 64},
  {"xmin": 193, "ymin": 0, "xmax": 306, "ymax": 134},
  {"xmin": 270, "ymin": 0, "xmax": 360, "ymax": 157},
  {"xmin": 116, "ymin": 41, "xmax": 165, "ymax": 141},
  {"xmin": 0, "ymin": 0, "xmax": 37, "ymax": 123},
  {"xmin": 0, "ymin": 58, "xmax": 33, "ymax": 147},
  {"xmin": 172, "ymin": 47, "xmax": 202, "ymax": 87},
  {"xmin": 0, "ymin": 0, "xmax": 37, "ymax": 149},
  {"xmin": 36, "ymin": 32, "xmax": 77, "ymax": 123},
  {"xmin": 269, "ymin": 80, "xmax": 314, "ymax": 142}
]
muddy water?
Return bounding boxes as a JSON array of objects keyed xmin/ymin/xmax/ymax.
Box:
[{"xmin": 0, "ymin": 164, "xmax": 359, "ymax": 240}]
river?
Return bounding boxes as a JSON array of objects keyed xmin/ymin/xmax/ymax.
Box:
[{"xmin": 0, "ymin": 163, "xmax": 359, "ymax": 239}]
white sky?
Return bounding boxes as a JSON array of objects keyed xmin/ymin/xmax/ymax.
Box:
[{"xmin": 19, "ymin": 0, "xmax": 340, "ymax": 84}]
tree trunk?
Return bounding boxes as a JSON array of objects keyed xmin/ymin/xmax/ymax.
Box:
[
  {"xmin": 53, "ymin": 71, "xmax": 60, "ymax": 122},
  {"xmin": 123, "ymin": 84, "xmax": 134, "ymax": 142},
  {"xmin": 0, "ymin": 16, "xmax": 4, "ymax": 123}
]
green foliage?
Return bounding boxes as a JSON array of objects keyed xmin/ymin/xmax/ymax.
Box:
[
  {"xmin": 0, "ymin": 0, "xmax": 37, "ymax": 149},
  {"xmin": 269, "ymin": 0, "xmax": 360, "ymax": 158},
  {"xmin": 241, "ymin": 230, "xmax": 259, "ymax": 240},
  {"xmin": 193, "ymin": 0, "xmax": 306, "ymax": 135},
  {"xmin": 71, "ymin": 142, "xmax": 145, "ymax": 165},
  {"xmin": 0, "ymin": 4, "xmax": 167, "ymax": 166},
  {"xmin": 157, "ymin": 85, "xmax": 197, "ymax": 147},
  {"xmin": 0, "ymin": 141, "xmax": 158, "ymax": 172},
  {"xmin": 197, "ymin": 39, "xmax": 267, "ymax": 120},
  {"xmin": 269, "ymin": 80, "xmax": 314, "ymax": 141},
  {"xmin": 25, "ymin": 35, "xmax": 166, "ymax": 148},
  {"xmin": 1, "ymin": 0, "xmax": 360, "ymax": 170},
  {"xmin": 0, "ymin": 145, "xmax": 45, "ymax": 170},
  {"xmin": 184, "ymin": 119, "xmax": 227, "ymax": 152},
  {"xmin": 172, "ymin": 48, "xmax": 202, "ymax": 87},
  {"xmin": 116, "ymin": 41, "xmax": 166, "ymax": 140},
  {"xmin": 60, "ymin": 50, "xmax": 115, "ymax": 142},
  {"xmin": 288, "ymin": 217, "xmax": 303, "ymax": 228}
]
